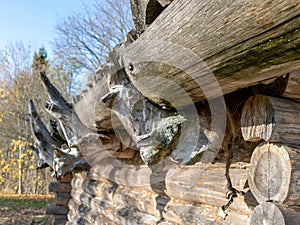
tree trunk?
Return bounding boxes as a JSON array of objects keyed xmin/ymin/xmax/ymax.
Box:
[
  {"xmin": 241, "ymin": 94, "xmax": 300, "ymax": 147},
  {"xmin": 248, "ymin": 142, "xmax": 300, "ymax": 206},
  {"xmin": 250, "ymin": 202, "xmax": 300, "ymax": 225},
  {"xmin": 18, "ymin": 144, "xmax": 22, "ymax": 195},
  {"xmin": 123, "ymin": 0, "xmax": 300, "ymax": 107}
]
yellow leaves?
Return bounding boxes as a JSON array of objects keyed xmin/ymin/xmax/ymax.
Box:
[
  {"xmin": 1, "ymin": 164, "xmax": 10, "ymax": 172},
  {"xmin": 28, "ymin": 164, "xmax": 35, "ymax": 170}
]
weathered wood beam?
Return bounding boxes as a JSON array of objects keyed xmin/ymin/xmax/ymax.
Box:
[
  {"xmin": 123, "ymin": 0, "xmax": 300, "ymax": 107},
  {"xmin": 89, "ymin": 162, "xmax": 256, "ymax": 211},
  {"xmin": 73, "ymin": 76, "xmax": 116, "ymax": 131},
  {"xmin": 241, "ymin": 94, "xmax": 300, "ymax": 147},
  {"xmin": 40, "ymin": 71, "xmax": 107, "ymax": 148},
  {"xmin": 71, "ymin": 167, "xmax": 253, "ymax": 224},
  {"xmin": 28, "ymin": 99, "xmax": 57, "ymax": 170},
  {"xmin": 100, "ymin": 48, "xmax": 219, "ymax": 170},
  {"xmin": 55, "ymin": 192, "xmax": 71, "ymax": 206},
  {"xmin": 248, "ymin": 142, "xmax": 300, "ymax": 207},
  {"xmin": 48, "ymin": 182, "xmax": 72, "ymax": 193},
  {"xmin": 46, "ymin": 204, "xmax": 69, "ymax": 215}
]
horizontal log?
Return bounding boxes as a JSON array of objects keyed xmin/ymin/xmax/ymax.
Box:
[
  {"xmin": 248, "ymin": 142, "xmax": 300, "ymax": 206},
  {"xmin": 48, "ymin": 182, "xmax": 72, "ymax": 193},
  {"xmin": 46, "ymin": 204, "xmax": 69, "ymax": 215},
  {"xmin": 71, "ymin": 169, "xmax": 252, "ymax": 224},
  {"xmin": 70, "ymin": 188, "xmax": 161, "ymax": 225},
  {"xmin": 122, "ymin": 0, "xmax": 300, "ymax": 107},
  {"xmin": 88, "ymin": 162, "xmax": 257, "ymax": 213},
  {"xmin": 52, "ymin": 215, "xmax": 68, "ymax": 225},
  {"xmin": 241, "ymin": 94, "xmax": 300, "ymax": 146},
  {"xmin": 55, "ymin": 192, "xmax": 71, "ymax": 206},
  {"xmin": 250, "ymin": 202, "xmax": 300, "ymax": 225}
]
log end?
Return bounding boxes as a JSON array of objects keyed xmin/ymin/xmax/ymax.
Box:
[
  {"xmin": 248, "ymin": 143, "xmax": 292, "ymax": 204},
  {"xmin": 241, "ymin": 95, "xmax": 274, "ymax": 142},
  {"xmin": 250, "ymin": 202, "xmax": 285, "ymax": 225}
]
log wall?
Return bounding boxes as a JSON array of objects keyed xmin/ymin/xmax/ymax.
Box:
[{"xmin": 66, "ymin": 163, "xmax": 255, "ymax": 225}]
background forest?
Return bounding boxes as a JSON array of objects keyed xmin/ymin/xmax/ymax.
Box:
[{"xmin": 0, "ymin": 0, "xmax": 132, "ymax": 194}]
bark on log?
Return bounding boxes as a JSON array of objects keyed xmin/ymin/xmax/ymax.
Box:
[
  {"xmin": 250, "ymin": 202, "xmax": 300, "ymax": 225},
  {"xmin": 241, "ymin": 94, "xmax": 300, "ymax": 147},
  {"xmin": 248, "ymin": 142, "xmax": 300, "ymax": 206},
  {"xmin": 123, "ymin": 0, "xmax": 300, "ymax": 107},
  {"xmin": 46, "ymin": 204, "xmax": 69, "ymax": 215},
  {"xmin": 48, "ymin": 182, "xmax": 72, "ymax": 193}
]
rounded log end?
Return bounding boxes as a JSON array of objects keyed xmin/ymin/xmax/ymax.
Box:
[
  {"xmin": 250, "ymin": 202, "xmax": 285, "ymax": 225},
  {"xmin": 248, "ymin": 143, "xmax": 292, "ymax": 204},
  {"xmin": 241, "ymin": 95, "xmax": 274, "ymax": 142}
]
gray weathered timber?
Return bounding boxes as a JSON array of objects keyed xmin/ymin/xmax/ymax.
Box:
[
  {"xmin": 250, "ymin": 202, "xmax": 300, "ymax": 225},
  {"xmin": 241, "ymin": 94, "xmax": 300, "ymax": 147},
  {"xmin": 74, "ymin": 76, "xmax": 114, "ymax": 131},
  {"xmin": 124, "ymin": 0, "xmax": 300, "ymax": 107},
  {"xmin": 282, "ymin": 70, "xmax": 300, "ymax": 101},
  {"xmin": 40, "ymin": 71, "xmax": 107, "ymax": 148},
  {"xmin": 69, "ymin": 167, "xmax": 253, "ymax": 225},
  {"xmin": 48, "ymin": 182, "xmax": 72, "ymax": 193},
  {"xmin": 55, "ymin": 192, "xmax": 71, "ymax": 206},
  {"xmin": 28, "ymin": 100, "xmax": 57, "ymax": 169},
  {"xmin": 89, "ymin": 161, "xmax": 256, "ymax": 212},
  {"xmin": 100, "ymin": 47, "xmax": 219, "ymax": 169},
  {"xmin": 248, "ymin": 142, "xmax": 300, "ymax": 206},
  {"xmin": 45, "ymin": 204, "xmax": 69, "ymax": 215}
]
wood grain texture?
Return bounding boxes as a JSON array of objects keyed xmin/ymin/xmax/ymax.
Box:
[
  {"xmin": 69, "ymin": 168, "xmax": 253, "ymax": 224},
  {"xmin": 123, "ymin": 0, "xmax": 300, "ymax": 106},
  {"xmin": 283, "ymin": 70, "xmax": 300, "ymax": 101},
  {"xmin": 89, "ymin": 162, "xmax": 257, "ymax": 212},
  {"xmin": 248, "ymin": 142, "xmax": 300, "ymax": 206},
  {"xmin": 241, "ymin": 94, "xmax": 300, "ymax": 147},
  {"xmin": 250, "ymin": 202, "xmax": 300, "ymax": 225},
  {"xmin": 74, "ymin": 77, "xmax": 114, "ymax": 131}
]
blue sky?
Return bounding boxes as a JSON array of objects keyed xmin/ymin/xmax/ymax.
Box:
[{"xmin": 0, "ymin": 0, "xmax": 90, "ymax": 55}]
